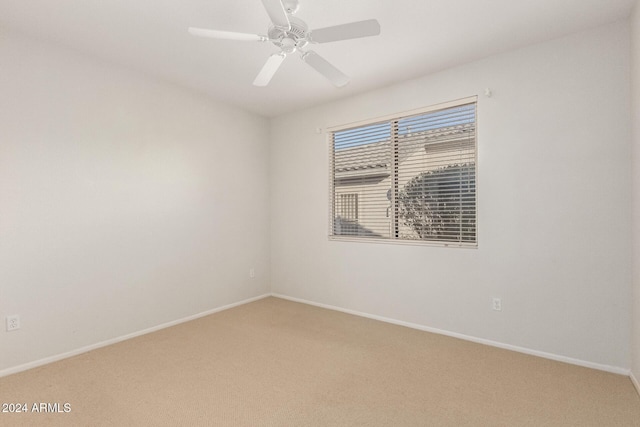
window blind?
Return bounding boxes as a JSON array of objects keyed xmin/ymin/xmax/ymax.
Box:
[{"xmin": 329, "ymin": 98, "xmax": 477, "ymax": 246}]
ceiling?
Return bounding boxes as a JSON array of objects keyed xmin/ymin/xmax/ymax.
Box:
[{"xmin": 0, "ymin": 0, "xmax": 635, "ymax": 117}]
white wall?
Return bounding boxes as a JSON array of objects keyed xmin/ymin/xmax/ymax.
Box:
[
  {"xmin": 270, "ymin": 22, "xmax": 632, "ymax": 369},
  {"xmin": 631, "ymin": 0, "xmax": 640, "ymax": 387},
  {"xmin": 0, "ymin": 31, "xmax": 270, "ymax": 372}
]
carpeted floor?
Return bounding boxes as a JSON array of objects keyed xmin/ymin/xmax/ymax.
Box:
[{"xmin": 1, "ymin": 297, "xmax": 639, "ymax": 426}]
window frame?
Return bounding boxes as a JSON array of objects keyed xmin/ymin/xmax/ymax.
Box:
[{"xmin": 327, "ymin": 96, "xmax": 478, "ymax": 248}]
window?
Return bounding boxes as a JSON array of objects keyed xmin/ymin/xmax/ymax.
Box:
[{"xmin": 328, "ymin": 97, "xmax": 477, "ymax": 246}]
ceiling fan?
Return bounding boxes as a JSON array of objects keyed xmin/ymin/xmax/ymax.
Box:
[{"xmin": 188, "ymin": 0, "xmax": 381, "ymax": 87}]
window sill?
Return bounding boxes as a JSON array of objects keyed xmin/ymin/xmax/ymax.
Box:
[{"xmin": 328, "ymin": 235, "xmax": 478, "ymax": 249}]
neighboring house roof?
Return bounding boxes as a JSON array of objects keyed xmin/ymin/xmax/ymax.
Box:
[
  {"xmin": 419, "ymin": 123, "xmax": 475, "ymax": 143},
  {"xmin": 334, "ymin": 140, "xmax": 391, "ymax": 179},
  {"xmin": 334, "ymin": 124, "xmax": 474, "ymax": 180}
]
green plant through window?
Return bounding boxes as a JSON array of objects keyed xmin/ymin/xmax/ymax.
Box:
[{"xmin": 397, "ymin": 164, "xmax": 476, "ymax": 242}]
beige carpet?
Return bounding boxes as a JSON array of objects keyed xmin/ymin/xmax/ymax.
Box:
[{"xmin": 1, "ymin": 297, "xmax": 639, "ymax": 426}]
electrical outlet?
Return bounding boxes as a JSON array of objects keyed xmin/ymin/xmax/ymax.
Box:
[
  {"xmin": 492, "ymin": 298, "xmax": 502, "ymax": 311},
  {"xmin": 6, "ymin": 315, "xmax": 20, "ymax": 331},
  {"xmin": 249, "ymin": 268, "xmax": 255, "ymax": 279}
]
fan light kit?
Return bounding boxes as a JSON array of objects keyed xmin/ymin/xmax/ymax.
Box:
[{"xmin": 188, "ymin": 0, "xmax": 381, "ymax": 87}]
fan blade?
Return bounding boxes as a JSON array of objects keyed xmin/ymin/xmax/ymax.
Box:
[
  {"xmin": 302, "ymin": 51, "xmax": 349, "ymax": 87},
  {"xmin": 188, "ymin": 27, "xmax": 265, "ymax": 42},
  {"xmin": 253, "ymin": 53, "xmax": 286, "ymax": 86},
  {"xmin": 261, "ymin": 0, "xmax": 290, "ymax": 30},
  {"xmin": 310, "ymin": 19, "xmax": 380, "ymax": 43}
]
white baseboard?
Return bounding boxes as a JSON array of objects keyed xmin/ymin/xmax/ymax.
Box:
[
  {"xmin": 0, "ymin": 293, "xmax": 270, "ymax": 378},
  {"xmin": 631, "ymin": 371, "xmax": 640, "ymax": 396},
  {"xmin": 4, "ymin": 292, "xmax": 632, "ymax": 381},
  {"xmin": 271, "ymin": 293, "xmax": 630, "ymax": 376}
]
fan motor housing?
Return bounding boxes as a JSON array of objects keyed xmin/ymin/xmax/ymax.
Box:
[{"xmin": 268, "ymin": 16, "xmax": 309, "ymax": 51}]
